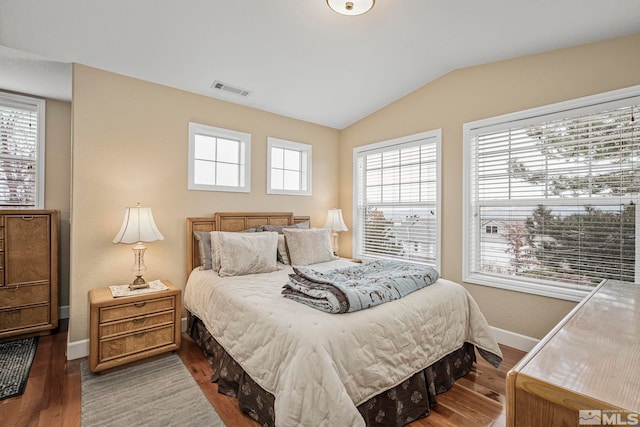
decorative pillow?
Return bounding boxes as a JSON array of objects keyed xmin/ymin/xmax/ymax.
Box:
[
  {"xmin": 258, "ymin": 221, "xmax": 310, "ymax": 234},
  {"xmin": 277, "ymin": 235, "xmax": 290, "ymax": 264},
  {"xmin": 295, "ymin": 220, "xmax": 310, "ymax": 229},
  {"xmin": 218, "ymin": 231, "xmax": 279, "ymax": 277},
  {"xmin": 282, "ymin": 228, "xmax": 338, "ymax": 266},
  {"xmin": 209, "ymin": 231, "xmax": 223, "ymax": 272},
  {"xmin": 193, "ymin": 231, "xmax": 212, "ymax": 270}
]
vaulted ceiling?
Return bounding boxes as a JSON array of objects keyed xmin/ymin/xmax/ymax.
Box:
[{"xmin": 1, "ymin": 0, "xmax": 639, "ymax": 129}]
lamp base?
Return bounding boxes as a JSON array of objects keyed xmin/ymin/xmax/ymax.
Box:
[
  {"xmin": 331, "ymin": 231, "xmax": 339, "ymax": 256},
  {"xmin": 129, "ymin": 276, "xmax": 149, "ymax": 290}
]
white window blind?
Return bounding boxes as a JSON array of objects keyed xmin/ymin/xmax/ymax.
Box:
[
  {"xmin": 188, "ymin": 122, "xmax": 251, "ymax": 193},
  {"xmin": 0, "ymin": 92, "xmax": 45, "ymax": 208},
  {"xmin": 353, "ymin": 130, "xmax": 441, "ymax": 268},
  {"xmin": 464, "ymin": 86, "xmax": 640, "ymax": 300}
]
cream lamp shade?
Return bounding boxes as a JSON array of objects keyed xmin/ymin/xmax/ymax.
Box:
[
  {"xmin": 113, "ymin": 206, "xmax": 164, "ymax": 244},
  {"xmin": 324, "ymin": 208, "xmax": 348, "ymax": 232},
  {"xmin": 113, "ymin": 205, "xmax": 164, "ymax": 289},
  {"xmin": 324, "ymin": 208, "xmax": 348, "ymax": 255}
]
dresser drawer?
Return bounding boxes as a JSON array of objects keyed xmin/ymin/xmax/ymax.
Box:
[
  {"xmin": 100, "ymin": 324, "xmax": 175, "ymax": 362},
  {"xmin": 0, "ymin": 283, "xmax": 49, "ymax": 309},
  {"xmin": 0, "ymin": 304, "xmax": 49, "ymax": 332},
  {"xmin": 100, "ymin": 310, "xmax": 175, "ymax": 338},
  {"xmin": 100, "ymin": 296, "xmax": 175, "ymax": 322}
]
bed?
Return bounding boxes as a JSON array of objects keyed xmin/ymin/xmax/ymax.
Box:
[{"xmin": 183, "ymin": 212, "xmax": 503, "ymax": 427}]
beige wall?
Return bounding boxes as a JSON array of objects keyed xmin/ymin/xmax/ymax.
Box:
[
  {"xmin": 339, "ymin": 33, "xmax": 640, "ymax": 339},
  {"xmin": 69, "ymin": 33, "xmax": 640, "ymax": 344},
  {"xmin": 44, "ymin": 99, "xmax": 72, "ymax": 308},
  {"xmin": 69, "ymin": 65, "xmax": 341, "ymax": 342}
]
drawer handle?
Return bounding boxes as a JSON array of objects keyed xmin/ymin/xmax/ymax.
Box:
[
  {"xmin": 133, "ymin": 331, "xmax": 146, "ymax": 337},
  {"xmin": 7, "ymin": 285, "xmax": 19, "ymax": 292},
  {"xmin": 133, "ymin": 316, "xmax": 147, "ymax": 323},
  {"xmin": 6, "ymin": 308, "xmax": 20, "ymax": 313},
  {"xmin": 133, "ymin": 302, "xmax": 146, "ymax": 308},
  {"xmin": 22, "ymin": 216, "xmax": 34, "ymax": 221}
]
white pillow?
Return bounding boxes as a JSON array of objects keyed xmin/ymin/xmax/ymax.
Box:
[
  {"xmin": 209, "ymin": 231, "xmax": 222, "ymax": 272},
  {"xmin": 218, "ymin": 231, "xmax": 279, "ymax": 277},
  {"xmin": 282, "ymin": 228, "xmax": 338, "ymax": 266}
]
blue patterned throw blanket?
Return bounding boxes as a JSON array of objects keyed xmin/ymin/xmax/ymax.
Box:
[{"xmin": 282, "ymin": 260, "xmax": 439, "ymax": 313}]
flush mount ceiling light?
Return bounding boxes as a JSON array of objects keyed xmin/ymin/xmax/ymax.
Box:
[{"xmin": 326, "ymin": 0, "xmax": 375, "ymax": 16}]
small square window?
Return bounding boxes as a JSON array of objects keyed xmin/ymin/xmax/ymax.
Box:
[
  {"xmin": 267, "ymin": 137, "xmax": 311, "ymax": 196},
  {"xmin": 188, "ymin": 123, "xmax": 251, "ymax": 193}
]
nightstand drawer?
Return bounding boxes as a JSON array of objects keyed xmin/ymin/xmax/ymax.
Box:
[
  {"xmin": 100, "ymin": 324, "xmax": 175, "ymax": 362},
  {"xmin": 100, "ymin": 310, "xmax": 174, "ymax": 338},
  {"xmin": 0, "ymin": 304, "xmax": 49, "ymax": 331},
  {"xmin": 0, "ymin": 283, "xmax": 50, "ymax": 309},
  {"xmin": 100, "ymin": 296, "xmax": 175, "ymax": 322}
]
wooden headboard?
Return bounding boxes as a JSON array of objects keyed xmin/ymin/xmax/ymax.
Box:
[{"xmin": 186, "ymin": 212, "xmax": 310, "ymax": 275}]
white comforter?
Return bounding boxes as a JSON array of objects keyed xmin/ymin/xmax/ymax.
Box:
[{"xmin": 184, "ymin": 260, "xmax": 502, "ymax": 427}]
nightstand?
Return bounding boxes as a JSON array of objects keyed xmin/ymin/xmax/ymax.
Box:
[{"xmin": 88, "ymin": 280, "xmax": 181, "ymax": 373}]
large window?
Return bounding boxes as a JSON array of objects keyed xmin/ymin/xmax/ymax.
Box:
[
  {"xmin": 353, "ymin": 130, "xmax": 441, "ymax": 269},
  {"xmin": 463, "ymin": 86, "xmax": 640, "ymax": 301},
  {"xmin": 188, "ymin": 122, "xmax": 251, "ymax": 193},
  {"xmin": 267, "ymin": 137, "xmax": 311, "ymax": 195},
  {"xmin": 0, "ymin": 92, "xmax": 45, "ymax": 208}
]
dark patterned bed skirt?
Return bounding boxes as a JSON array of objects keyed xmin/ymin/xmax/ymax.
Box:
[{"xmin": 188, "ymin": 313, "xmax": 476, "ymax": 427}]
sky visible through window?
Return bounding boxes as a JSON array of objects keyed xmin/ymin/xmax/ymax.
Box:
[{"xmin": 193, "ymin": 135, "xmax": 243, "ymax": 187}]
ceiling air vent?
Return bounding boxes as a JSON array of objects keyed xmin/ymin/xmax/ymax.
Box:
[{"xmin": 210, "ymin": 80, "xmax": 251, "ymax": 97}]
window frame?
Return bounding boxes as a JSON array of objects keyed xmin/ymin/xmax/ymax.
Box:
[
  {"xmin": 352, "ymin": 129, "xmax": 442, "ymax": 271},
  {"xmin": 0, "ymin": 91, "xmax": 46, "ymax": 209},
  {"xmin": 463, "ymin": 85, "xmax": 640, "ymax": 302},
  {"xmin": 266, "ymin": 137, "xmax": 312, "ymax": 196},
  {"xmin": 187, "ymin": 122, "xmax": 251, "ymax": 193}
]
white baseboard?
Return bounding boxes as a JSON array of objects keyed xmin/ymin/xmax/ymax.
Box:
[
  {"xmin": 58, "ymin": 305, "xmax": 69, "ymax": 320},
  {"xmin": 67, "ymin": 338, "xmax": 89, "ymax": 360},
  {"xmin": 491, "ymin": 326, "xmax": 539, "ymax": 352}
]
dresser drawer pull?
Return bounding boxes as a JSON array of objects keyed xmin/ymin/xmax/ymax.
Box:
[
  {"xmin": 132, "ymin": 316, "xmax": 147, "ymax": 323},
  {"xmin": 133, "ymin": 331, "xmax": 146, "ymax": 337},
  {"xmin": 133, "ymin": 302, "xmax": 146, "ymax": 308},
  {"xmin": 7, "ymin": 285, "xmax": 19, "ymax": 292},
  {"xmin": 22, "ymin": 216, "xmax": 34, "ymax": 221},
  {"xmin": 6, "ymin": 308, "xmax": 20, "ymax": 313}
]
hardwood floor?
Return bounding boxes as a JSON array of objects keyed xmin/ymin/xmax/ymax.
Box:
[
  {"xmin": 0, "ymin": 322, "xmax": 525, "ymax": 427},
  {"xmin": 0, "ymin": 321, "xmax": 81, "ymax": 427}
]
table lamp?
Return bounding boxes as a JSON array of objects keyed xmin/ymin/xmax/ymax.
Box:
[
  {"xmin": 113, "ymin": 204, "xmax": 164, "ymax": 290},
  {"xmin": 324, "ymin": 208, "xmax": 348, "ymax": 255}
]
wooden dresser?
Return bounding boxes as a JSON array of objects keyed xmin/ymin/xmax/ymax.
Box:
[
  {"xmin": 506, "ymin": 280, "xmax": 640, "ymax": 426},
  {"xmin": 0, "ymin": 210, "xmax": 58, "ymax": 340},
  {"xmin": 89, "ymin": 280, "xmax": 181, "ymax": 372}
]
